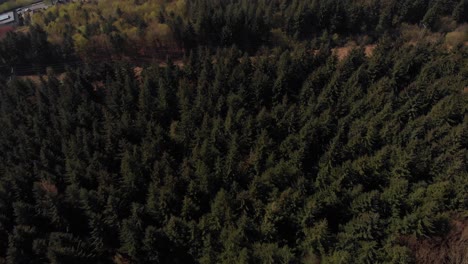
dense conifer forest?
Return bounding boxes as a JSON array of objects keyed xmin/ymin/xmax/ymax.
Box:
[{"xmin": 0, "ymin": 0, "xmax": 467, "ymax": 263}]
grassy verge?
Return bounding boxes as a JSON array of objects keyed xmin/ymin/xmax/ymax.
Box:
[{"xmin": 0, "ymin": 0, "xmax": 39, "ymax": 13}]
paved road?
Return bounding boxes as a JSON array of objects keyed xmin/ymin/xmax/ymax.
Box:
[{"xmin": 17, "ymin": 1, "xmax": 50, "ymax": 13}]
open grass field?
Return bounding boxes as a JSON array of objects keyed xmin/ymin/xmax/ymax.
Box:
[{"xmin": 0, "ymin": 0, "xmax": 38, "ymax": 13}]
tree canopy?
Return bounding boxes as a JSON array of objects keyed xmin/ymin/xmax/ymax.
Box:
[{"xmin": 0, "ymin": 0, "xmax": 467, "ymax": 263}]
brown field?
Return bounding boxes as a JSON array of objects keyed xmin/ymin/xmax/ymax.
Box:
[{"xmin": 0, "ymin": 25, "xmax": 14, "ymax": 38}]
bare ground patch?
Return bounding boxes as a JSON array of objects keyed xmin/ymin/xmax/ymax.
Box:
[
  {"xmin": 399, "ymin": 218, "xmax": 468, "ymax": 264},
  {"xmin": 331, "ymin": 44, "xmax": 376, "ymax": 61}
]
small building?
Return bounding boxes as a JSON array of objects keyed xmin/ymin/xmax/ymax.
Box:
[{"xmin": 0, "ymin": 11, "xmax": 17, "ymax": 27}]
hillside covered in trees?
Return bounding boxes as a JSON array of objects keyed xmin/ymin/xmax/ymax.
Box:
[{"xmin": 0, "ymin": 0, "xmax": 467, "ymax": 263}]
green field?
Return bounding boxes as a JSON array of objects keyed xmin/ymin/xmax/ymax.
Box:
[{"xmin": 0, "ymin": 0, "xmax": 38, "ymax": 13}]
